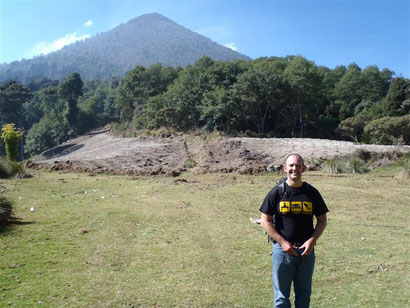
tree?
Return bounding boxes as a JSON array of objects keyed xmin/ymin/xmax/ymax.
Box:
[
  {"xmin": 26, "ymin": 76, "xmax": 59, "ymax": 92},
  {"xmin": 24, "ymin": 117, "xmax": 61, "ymax": 156},
  {"xmin": 0, "ymin": 80, "xmax": 32, "ymax": 127},
  {"xmin": 196, "ymin": 60, "xmax": 248, "ymax": 133},
  {"xmin": 283, "ymin": 56, "xmax": 322, "ymax": 137},
  {"xmin": 77, "ymin": 81, "xmax": 107, "ymax": 131},
  {"xmin": 148, "ymin": 57, "xmax": 217, "ymax": 131},
  {"xmin": 360, "ymin": 66, "xmax": 392, "ymax": 102},
  {"xmin": 333, "ymin": 63, "xmax": 364, "ymax": 120},
  {"xmin": 59, "ymin": 72, "xmax": 84, "ymax": 129},
  {"xmin": 115, "ymin": 64, "xmax": 179, "ymax": 124},
  {"xmin": 199, "ymin": 86, "xmax": 243, "ymax": 133},
  {"xmin": 37, "ymin": 85, "xmax": 68, "ymax": 142},
  {"xmin": 22, "ymin": 92, "xmax": 44, "ymax": 130},
  {"xmin": 115, "ymin": 66, "xmax": 147, "ymax": 123},
  {"xmin": 384, "ymin": 77, "xmax": 410, "ymax": 116},
  {"xmin": 234, "ymin": 58, "xmax": 288, "ymax": 136}
]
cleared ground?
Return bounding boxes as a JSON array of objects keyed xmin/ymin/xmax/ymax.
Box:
[{"xmin": 32, "ymin": 130, "xmax": 410, "ymax": 175}]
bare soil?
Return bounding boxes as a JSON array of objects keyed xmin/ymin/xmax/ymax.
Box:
[{"xmin": 30, "ymin": 129, "xmax": 410, "ymax": 175}]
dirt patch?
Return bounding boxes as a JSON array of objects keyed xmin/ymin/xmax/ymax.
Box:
[
  {"xmin": 29, "ymin": 130, "xmax": 410, "ymax": 175},
  {"xmin": 31, "ymin": 131, "xmax": 188, "ymax": 176},
  {"xmin": 186, "ymin": 135, "xmax": 409, "ymax": 174}
]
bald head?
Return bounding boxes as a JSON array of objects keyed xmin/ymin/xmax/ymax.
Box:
[
  {"xmin": 284, "ymin": 153, "xmax": 304, "ymax": 166},
  {"xmin": 283, "ymin": 153, "xmax": 306, "ymax": 185}
]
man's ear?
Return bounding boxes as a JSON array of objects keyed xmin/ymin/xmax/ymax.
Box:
[
  {"xmin": 283, "ymin": 164, "xmax": 287, "ymax": 172},
  {"xmin": 301, "ymin": 165, "xmax": 306, "ymax": 173}
]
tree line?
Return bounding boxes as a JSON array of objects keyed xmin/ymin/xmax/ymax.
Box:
[{"xmin": 0, "ymin": 56, "xmax": 409, "ymax": 159}]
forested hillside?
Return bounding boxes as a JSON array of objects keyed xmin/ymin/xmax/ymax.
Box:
[
  {"xmin": 0, "ymin": 13, "xmax": 249, "ymax": 84},
  {"xmin": 0, "ymin": 55, "xmax": 409, "ymax": 160}
]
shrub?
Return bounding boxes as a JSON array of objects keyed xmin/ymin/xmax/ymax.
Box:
[
  {"xmin": 322, "ymin": 156, "xmax": 368, "ymax": 174},
  {"xmin": 0, "ymin": 196, "xmax": 13, "ymax": 229},
  {"xmin": 363, "ymin": 115, "xmax": 410, "ymax": 145},
  {"xmin": 1, "ymin": 123, "xmax": 23, "ymax": 161},
  {"xmin": 354, "ymin": 149, "xmax": 372, "ymax": 161},
  {"xmin": 395, "ymin": 156, "xmax": 410, "ymax": 180},
  {"xmin": 321, "ymin": 158, "xmax": 345, "ymax": 174},
  {"xmin": 0, "ymin": 157, "xmax": 25, "ymax": 178},
  {"xmin": 111, "ymin": 121, "xmax": 136, "ymax": 137},
  {"xmin": 338, "ymin": 115, "xmax": 371, "ymax": 142},
  {"xmin": 348, "ymin": 156, "xmax": 369, "ymax": 174},
  {"xmin": 185, "ymin": 155, "xmax": 197, "ymax": 169}
]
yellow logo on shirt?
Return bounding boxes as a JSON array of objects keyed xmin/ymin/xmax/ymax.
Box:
[
  {"xmin": 303, "ymin": 201, "xmax": 313, "ymax": 214},
  {"xmin": 291, "ymin": 201, "xmax": 302, "ymax": 214},
  {"xmin": 279, "ymin": 201, "xmax": 313, "ymax": 214},
  {"xmin": 279, "ymin": 201, "xmax": 291, "ymax": 214}
]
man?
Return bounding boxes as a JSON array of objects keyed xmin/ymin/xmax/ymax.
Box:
[{"xmin": 260, "ymin": 153, "xmax": 328, "ymax": 308}]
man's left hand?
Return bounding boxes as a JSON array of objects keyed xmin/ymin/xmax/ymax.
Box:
[{"xmin": 300, "ymin": 238, "xmax": 316, "ymax": 256}]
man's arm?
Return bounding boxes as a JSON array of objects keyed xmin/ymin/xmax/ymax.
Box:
[
  {"xmin": 300, "ymin": 214, "xmax": 327, "ymax": 256},
  {"xmin": 260, "ymin": 212, "xmax": 298, "ymax": 256}
]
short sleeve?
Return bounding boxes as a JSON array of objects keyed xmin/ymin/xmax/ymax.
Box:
[
  {"xmin": 259, "ymin": 187, "xmax": 279, "ymax": 216},
  {"xmin": 310, "ymin": 187, "xmax": 329, "ymax": 217}
]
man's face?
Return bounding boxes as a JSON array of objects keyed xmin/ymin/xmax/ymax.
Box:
[{"xmin": 283, "ymin": 155, "xmax": 306, "ymax": 181}]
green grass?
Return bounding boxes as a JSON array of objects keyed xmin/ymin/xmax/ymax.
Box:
[{"xmin": 0, "ymin": 169, "xmax": 409, "ymax": 307}]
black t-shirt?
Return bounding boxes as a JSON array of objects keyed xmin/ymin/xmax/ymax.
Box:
[{"xmin": 259, "ymin": 182, "xmax": 329, "ymax": 243}]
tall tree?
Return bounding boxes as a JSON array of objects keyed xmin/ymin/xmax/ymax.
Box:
[
  {"xmin": 115, "ymin": 64, "xmax": 179, "ymax": 123},
  {"xmin": 197, "ymin": 60, "xmax": 248, "ymax": 132},
  {"xmin": 59, "ymin": 72, "xmax": 84, "ymax": 129},
  {"xmin": 283, "ymin": 56, "xmax": 322, "ymax": 137},
  {"xmin": 151, "ymin": 57, "xmax": 217, "ymax": 130},
  {"xmin": 235, "ymin": 58, "xmax": 288, "ymax": 136},
  {"xmin": 26, "ymin": 85, "xmax": 68, "ymax": 149},
  {"xmin": 0, "ymin": 80, "xmax": 32, "ymax": 127},
  {"xmin": 333, "ymin": 63, "xmax": 363, "ymax": 120},
  {"xmin": 384, "ymin": 77, "xmax": 410, "ymax": 116},
  {"xmin": 22, "ymin": 92, "xmax": 43, "ymax": 130},
  {"xmin": 360, "ymin": 66, "xmax": 393, "ymax": 102}
]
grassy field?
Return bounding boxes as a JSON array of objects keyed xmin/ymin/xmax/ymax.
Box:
[{"xmin": 0, "ymin": 168, "xmax": 409, "ymax": 307}]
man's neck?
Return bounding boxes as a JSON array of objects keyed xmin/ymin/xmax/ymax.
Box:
[{"xmin": 286, "ymin": 178, "xmax": 303, "ymax": 188}]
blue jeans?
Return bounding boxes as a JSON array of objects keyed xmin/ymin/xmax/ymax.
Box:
[{"xmin": 272, "ymin": 243, "xmax": 315, "ymax": 308}]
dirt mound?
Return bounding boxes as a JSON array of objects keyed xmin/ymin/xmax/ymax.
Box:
[
  {"xmin": 32, "ymin": 131, "xmax": 188, "ymax": 176},
  {"xmin": 30, "ymin": 130, "xmax": 410, "ymax": 175},
  {"xmin": 187, "ymin": 135, "xmax": 409, "ymax": 174}
]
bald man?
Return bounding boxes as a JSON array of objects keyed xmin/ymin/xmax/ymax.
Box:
[{"xmin": 260, "ymin": 154, "xmax": 328, "ymax": 308}]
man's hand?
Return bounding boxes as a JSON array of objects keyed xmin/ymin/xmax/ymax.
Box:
[
  {"xmin": 280, "ymin": 240, "xmax": 299, "ymax": 256},
  {"xmin": 261, "ymin": 213, "xmax": 299, "ymax": 256},
  {"xmin": 300, "ymin": 238, "xmax": 315, "ymax": 256},
  {"xmin": 300, "ymin": 214, "xmax": 327, "ymax": 256}
]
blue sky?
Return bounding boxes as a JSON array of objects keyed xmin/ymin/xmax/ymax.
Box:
[{"xmin": 0, "ymin": 0, "xmax": 409, "ymax": 77}]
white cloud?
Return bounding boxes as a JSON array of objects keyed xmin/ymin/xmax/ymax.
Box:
[
  {"xmin": 84, "ymin": 20, "xmax": 94, "ymax": 27},
  {"xmin": 224, "ymin": 42, "xmax": 238, "ymax": 51},
  {"xmin": 27, "ymin": 33, "xmax": 91, "ymax": 57}
]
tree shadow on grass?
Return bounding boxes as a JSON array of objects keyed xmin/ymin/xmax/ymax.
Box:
[{"xmin": 0, "ymin": 218, "xmax": 35, "ymax": 234}]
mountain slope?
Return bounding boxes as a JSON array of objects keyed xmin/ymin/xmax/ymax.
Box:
[{"xmin": 0, "ymin": 13, "xmax": 250, "ymax": 83}]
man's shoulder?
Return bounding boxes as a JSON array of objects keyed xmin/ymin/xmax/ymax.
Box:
[
  {"xmin": 267, "ymin": 185, "xmax": 280, "ymax": 196},
  {"xmin": 303, "ymin": 182, "xmax": 321, "ymax": 194}
]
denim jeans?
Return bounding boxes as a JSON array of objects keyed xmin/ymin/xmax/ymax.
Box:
[{"xmin": 272, "ymin": 243, "xmax": 315, "ymax": 308}]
